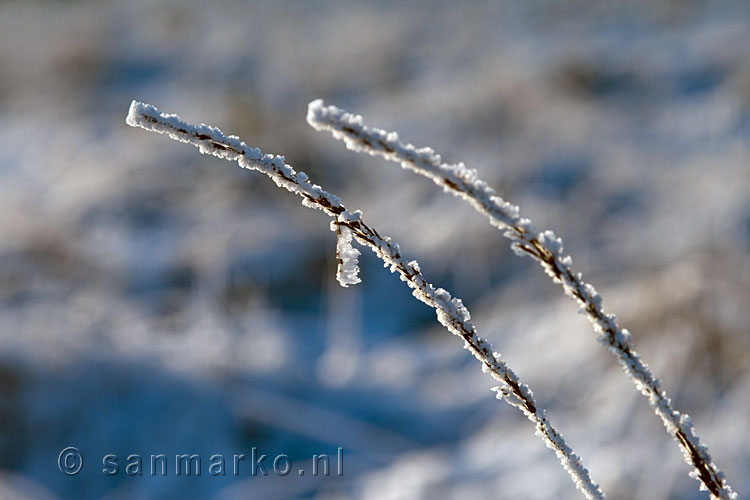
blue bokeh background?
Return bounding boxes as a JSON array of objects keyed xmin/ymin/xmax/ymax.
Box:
[{"xmin": 0, "ymin": 1, "xmax": 748, "ymax": 499}]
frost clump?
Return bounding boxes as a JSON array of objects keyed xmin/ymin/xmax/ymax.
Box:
[{"xmin": 332, "ymin": 220, "xmax": 361, "ymax": 287}]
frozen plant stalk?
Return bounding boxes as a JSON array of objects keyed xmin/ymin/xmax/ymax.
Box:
[
  {"xmin": 307, "ymin": 99, "xmax": 738, "ymax": 500},
  {"xmin": 126, "ymin": 100, "xmax": 605, "ymax": 500}
]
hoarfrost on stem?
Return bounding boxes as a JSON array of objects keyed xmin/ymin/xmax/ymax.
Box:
[
  {"xmin": 307, "ymin": 99, "xmax": 738, "ymax": 500},
  {"xmin": 126, "ymin": 100, "xmax": 606, "ymax": 500},
  {"xmin": 333, "ymin": 216, "xmax": 362, "ymax": 287}
]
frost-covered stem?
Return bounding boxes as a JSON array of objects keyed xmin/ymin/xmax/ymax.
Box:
[
  {"xmin": 307, "ymin": 100, "xmax": 737, "ymax": 500},
  {"xmin": 126, "ymin": 100, "xmax": 605, "ymax": 500}
]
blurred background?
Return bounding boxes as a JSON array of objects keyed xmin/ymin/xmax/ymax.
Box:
[{"xmin": 0, "ymin": 0, "xmax": 748, "ymax": 499}]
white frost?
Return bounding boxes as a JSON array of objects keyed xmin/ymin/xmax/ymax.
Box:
[
  {"xmin": 307, "ymin": 98, "xmax": 737, "ymax": 500},
  {"xmin": 333, "ymin": 220, "xmax": 362, "ymax": 287},
  {"xmin": 128, "ymin": 100, "xmax": 606, "ymax": 500}
]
